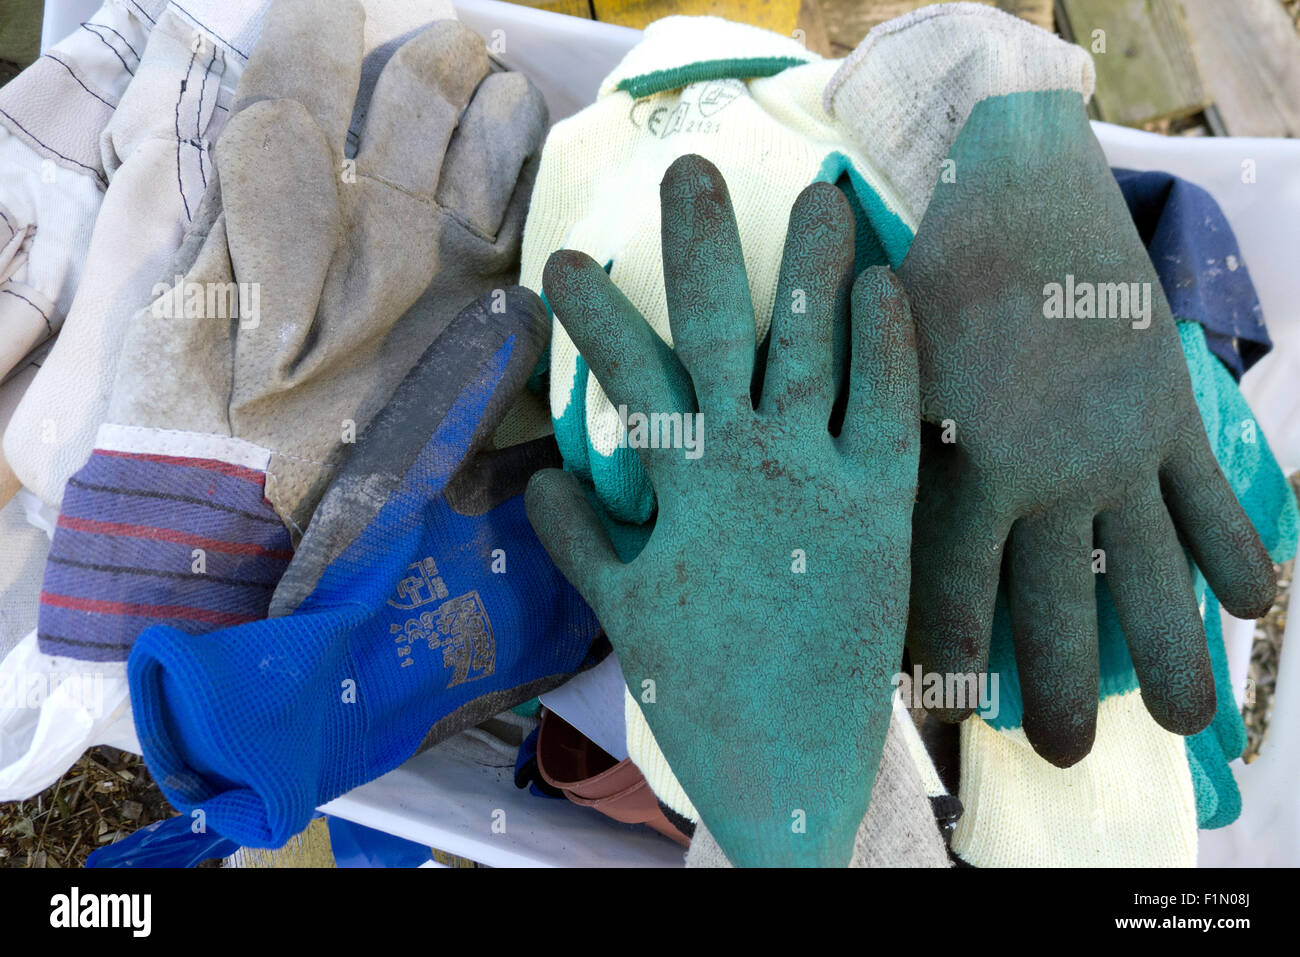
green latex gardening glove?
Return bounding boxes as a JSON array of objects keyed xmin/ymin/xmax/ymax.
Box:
[
  {"xmin": 525, "ymin": 155, "xmax": 920, "ymax": 867},
  {"xmin": 899, "ymin": 90, "xmax": 1277, "ymax": 768}
]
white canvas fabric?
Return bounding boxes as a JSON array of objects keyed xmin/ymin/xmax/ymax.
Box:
[
  {"xmin": 0, "ymin": 0, "xmax": 464, "ymax": 803},
  {"xmin": 0, "ymin": 0, "xmax": 160, "ymax": 391},
  {"xmin": 4, "ymin": 0, "xmax": 457, "ymax": 514}
]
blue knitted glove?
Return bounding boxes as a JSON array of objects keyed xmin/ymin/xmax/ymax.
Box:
[{"xmin": 128, "ymin": 290, "xmax": 601, "ymax": 848}]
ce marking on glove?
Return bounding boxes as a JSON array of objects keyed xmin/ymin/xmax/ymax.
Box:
[
  {"xmin": 630, "ymin": 101, "xmax": 721, "ymax": 138},
  {"xmin": 628, "ymin": 81, "xmax": 738, "ymax": 138}
]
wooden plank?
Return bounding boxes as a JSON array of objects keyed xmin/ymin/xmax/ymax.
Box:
[
  {"xmin": 0, "ymin": 0, "xmax": 43, "ymax": 85},
  {"xmin": 997, "ymin": 0, "xmax": 1055, "ymax": 31},
  {"xmin": 820, "ymin": 0, "xmax": 1053, "ymax": 58},
  {"xmin": 430, "ymin": 848, "xmax": 479, "ymax": 867},
  {"xmin": 504, "ymin": 0, "xmax": 594, "ymax": 19},
  {"xmin": 1181, "ymin": 0, "xmax": 1300, "ymax": 137},
  {"xmin": 225, "ymin": 816, "xmax": 478, "ymax": 868},
  {"xmin": 227, "ymin": 818, "xmax": 337, "ymax": 868},
  {"xmin": 591, "ymin": 0, "xmax": 802, "ymax": 35},
  {"xmin": 795, "ymin": 0, "xmax": 833, "ymax": 57},
  {"xmin": 1057, "ymin": 0, "xmax": 1208, "ymax": 127}
]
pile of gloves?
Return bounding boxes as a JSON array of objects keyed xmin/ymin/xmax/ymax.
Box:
[
  {"xmin": 0, "ymin": 0, "xmax": 598, "ymax": 848},
  {"xmin": 0, "ymin": 0, "xmax": 1292, "ymax": 868}
]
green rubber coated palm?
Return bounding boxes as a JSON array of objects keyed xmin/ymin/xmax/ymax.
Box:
[
  {"xmin": 898, "ymin": 90, "xmax": 1276, "ymax": 768},
  {"xmin": 525, "ymin": 154, "xmax": 920, "ymax": 867}
]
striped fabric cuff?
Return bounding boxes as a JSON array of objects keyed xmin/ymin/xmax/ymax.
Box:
[{"xmin": 38, "ymin": 435, "xmax": 292, "ymax": 662}]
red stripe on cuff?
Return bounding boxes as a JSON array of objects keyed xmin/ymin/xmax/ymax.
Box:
[
  {"xmin": 39, "ymin": 591, "xmax": 260, "ymax": 627},
  {"xmin": 56, "ymin": 515, "xmax": 294, "ymax": 560},
  {"xmin": 92, "ymin": 448, "xmax": 267, "ymax": 485}
]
